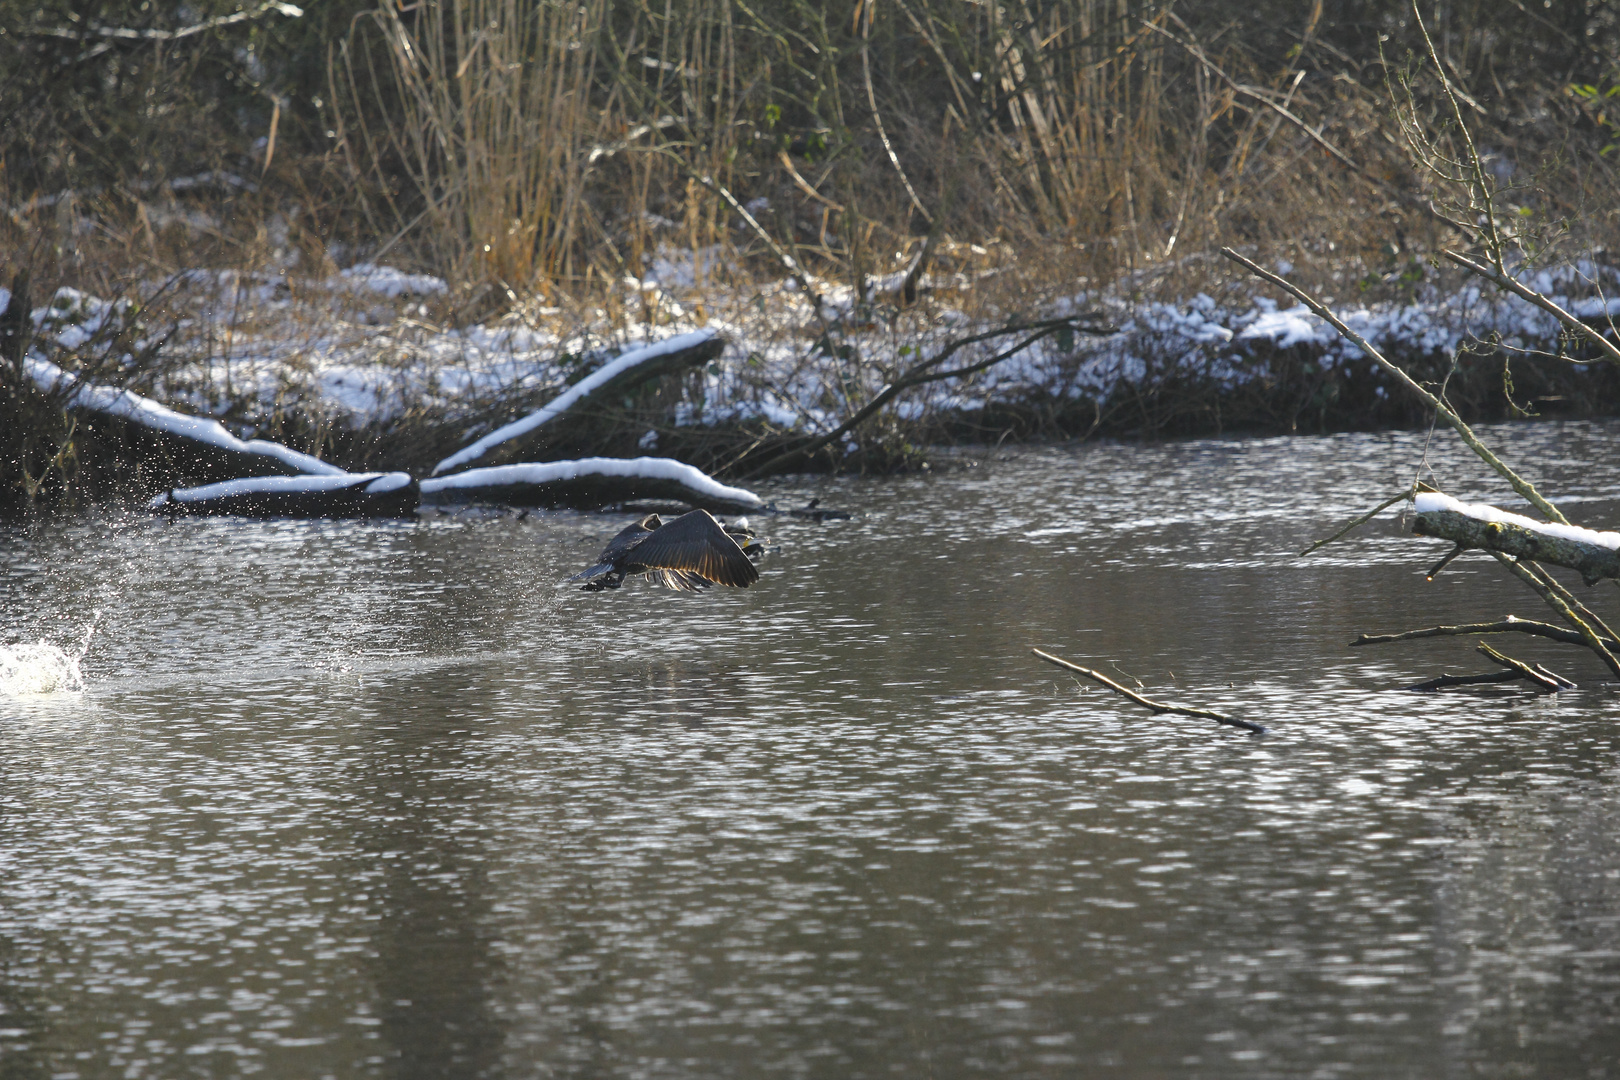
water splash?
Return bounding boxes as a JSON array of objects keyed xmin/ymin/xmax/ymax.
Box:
[{"xmin": 0, "ymin": 622, "xmax": 92, "ymax": 696}]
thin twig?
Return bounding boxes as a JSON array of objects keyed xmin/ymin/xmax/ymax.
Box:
[
  {"xmin": 27, "ymin": 0, "xmax": 302, "ymax": 43},
  {"xmin": 1298, "ymin": 489, "xmax": 1412, "ymax": 557},
  {"xmin": 1425, "ymin": 542, "xmax": 1467, "ymax": 580},
  {"xmin": 1441, "ymin": 251, "xmax": 1620, "ymax": 367},
  {"xmin": 1144, "ymin": 17, "xmax": 1361, "ymax": 174},
  {"xmin": 777, "ymin": 151, "xmax": 845, "ymax": 211},
  {"xmin": 738, "ymin": 316, "xmax": 1112, "ymax": 479},
  {"xmin": 1352, "ymin": 617, "xmax": 1615, "ymax": 650},
  {"xmin": 1032, "ymin": 648, "xmax": 1267, "ymax": 735},
  {"xmin": 1220, "ymin": 247, "xmax": 1568, "ymax": 526},
  {"xmin": 860, "ymin": 11, "xmax": 932, "ymax": 225}
]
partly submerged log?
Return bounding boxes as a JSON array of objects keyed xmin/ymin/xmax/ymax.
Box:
[
  {"xmin": 431, "ymin": 330, "xmax": 725, "ymax": 476},
  {"xmin": 1413, "ymin": 492, "xmax": 1620, "ymax": 584},
  {"xmin": 419, "ymin": 457, "xmax": 762, "ymax": 513},
  {"xmin": 1401, "ymin": 641, "xmax": 1575, "ymax": 693},
  {"xmin": 149, "ymin": 473, "xmax": 419, "ymax": 518}
]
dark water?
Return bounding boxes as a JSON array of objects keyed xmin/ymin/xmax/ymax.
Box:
[{"xmin": 4, "ymin": 421, "xmax": 1620, "ymax": 1079}]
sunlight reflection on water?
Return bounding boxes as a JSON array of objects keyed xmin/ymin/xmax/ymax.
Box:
[{"xmin": 2, "ymin": 421, "xmax": 1620, "ymax": 1077}]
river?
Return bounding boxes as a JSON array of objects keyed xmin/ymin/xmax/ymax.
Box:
[{"xmin": 3, "ymin": 421, "xmax": 1619, "ymax": 1078}]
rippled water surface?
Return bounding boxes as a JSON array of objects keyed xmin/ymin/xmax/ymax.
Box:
[{"xmin": 5, "ymin": 422, "xmax": 1620, "ymax": 1078}]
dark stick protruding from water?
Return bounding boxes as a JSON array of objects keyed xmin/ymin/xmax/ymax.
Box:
[
  {"xmin": 1032, "ymin": 648, "xmax": 1267, "ymax": 735},
  {"xmin": 1401, "ymin": 642, "xmax": 1574, "ymax": 693}
]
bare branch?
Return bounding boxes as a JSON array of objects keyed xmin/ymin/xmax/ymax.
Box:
[
  {"xmin": 1351, "ymin": 617, "xmax": 1612, "ymax": 650},
  {"xmin": 1143, "ymin": 17, "xmax": 1361, "ymax": 174},
  {"xmin": 26, "ymin": 1, "xmax": 302, "ymax": 44},
  {"xmin": 1220, "ymin": 247, "xmax": 1568, "ymax": 525},
  {"xmin": 1441, "ymin": 250, "xmax": 1620, "ymax": 367},
  {"xmin": 1298, "ymin": 489, "xmax": 1412, "ymax": 557},
  {"xmin": 737, "ymin": 315, "xmax": 1114, "ymax": 479},
  {"xmin": 1403, "ymin": 670, "xmax": 1525, "ymax": 691},
  {"xmin": 1032, "ymin": 648, "xmax": 1267, "ymax": 735},
  {"xmin": 1476, "ymin": 641, "xmax": 1574, "ymax": 691},
  {"xmin": 1491, "ymin": 554, "xmax": 1620, "ymax": 679}
]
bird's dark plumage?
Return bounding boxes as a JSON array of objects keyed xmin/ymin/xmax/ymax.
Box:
[{"xmin": 569, "ymin": 510, "xmax": 760, "ymax": 591}]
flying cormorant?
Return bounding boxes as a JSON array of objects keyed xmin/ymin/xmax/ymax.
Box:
[{"xmin": 568, "ymin": 509, "xmax": 760, "ymax": 591}]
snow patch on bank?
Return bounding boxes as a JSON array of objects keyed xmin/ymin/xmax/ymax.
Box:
[
  {"xmin": 19, "ymin": 251, "xmax": 1620, "ymax": 455},
  {"xmin": 335, "ymin": 263, "xmax": 448, "ymax": 298}
]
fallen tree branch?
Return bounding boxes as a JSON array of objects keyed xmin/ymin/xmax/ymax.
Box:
[
  {"xmin": 431, "ymin": 331, "xmax": 724, "ymax": 475},
  {"xmin": 738, "ymin": 315, "xmax": 1114, "ymax": 479},
  {"xmin": 1403, "ymin": 670, "xmax": 1524, "ymax": 692},
  {"xmin": 1476, "ymin": 640, "xmax": 1573, "ymax": 690},
  {"xmin": 1412, "ymin": 492, "xmax": 1620, "ymax": 584},
  {"xmin": 1032, "ymin": 647, "xmax": 1267, "ymax": 735},
  {"xmin": 1399, "ymin": 644, "xmax": 1575, "ymax": 692},
  {"xmin": 1351, "ymin": 617, "xmax": 1614, "ymax": 650}
]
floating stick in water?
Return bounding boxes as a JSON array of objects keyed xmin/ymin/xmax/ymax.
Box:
[{"xmin": 1032, "ymin": 648, "xmax": 1267, "ymax": 736}]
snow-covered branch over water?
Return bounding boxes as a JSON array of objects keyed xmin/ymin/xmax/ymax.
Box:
[
  {"xmin": 26, "ymin": 356, "xmax": 345, "ymax": 476},
  {"xmin": 1412, "ymin": 492, "xmax": 1620, "ymax": 583}
]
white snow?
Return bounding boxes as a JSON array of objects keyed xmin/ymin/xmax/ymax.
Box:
[
  {"xmin": 149, "ymin": 471, "xmax": 412, "ymax": 508},
  {"xmin": 431, "ymin": 329, "xmax": 720, "ymax": 475},
  {"xmin": 363, "ymin": 473, "xmax": 415, "ymax": 493},
  {"xmin": 26, "ymin": 357, "xmax": 346, "ymax": 476},
  {"xmin": 336, "ymin": 263, "xmax": 448, "ymax": 298},
  {"xmin": 1413, "ymin": 492, "xmax": 1620, "ymax": 551},
  {"xmin": 420, "ymin": 456, "xmax": 762, "ymax": 508},
  {"xmin": 1239, "ymin": 304, "xmax": 1323, "ymax": 348}
]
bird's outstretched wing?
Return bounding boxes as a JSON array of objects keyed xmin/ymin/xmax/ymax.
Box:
[{"xmin": 626, "ymin": 510, "xmax": 759, "ymax": 588}]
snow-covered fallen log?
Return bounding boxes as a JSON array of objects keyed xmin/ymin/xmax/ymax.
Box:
[
  {"xmin": 28, "ymin": 357, "xmax": 344, "ymax": 477},
  {"xmin": 431, "ymin": 330, "xmax": 724, "ymax": 476},
  {"xmin": 1412, "ymin": 492, "xmax": 1620, "ymax": 584},
  {"xmin": 419, "ymin": 457, "xmax": 761, "ymax": 513},
  {"xmin": 149, "ymin": 473, "xmax": 418, "ymax": 518}
]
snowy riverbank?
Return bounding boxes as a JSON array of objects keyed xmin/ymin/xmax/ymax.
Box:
[{"xmin": 7, "ymin": 250, "xmax": 1619, "ymax": 482}]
